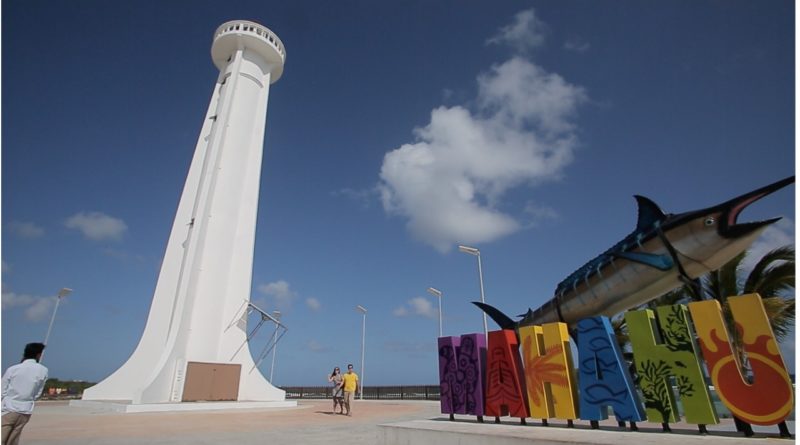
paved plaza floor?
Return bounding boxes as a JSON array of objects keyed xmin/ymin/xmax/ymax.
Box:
[
  {"xmin": 23, "ymin": 399, "xmax": 440, "ymax": 445},
  {"xmin": 21, "ymin": 399, "xmax": 794, "ymax": 444}
]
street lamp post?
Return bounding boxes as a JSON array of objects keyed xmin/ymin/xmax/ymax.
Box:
[
  {"xmin": 458, "ymin": 245, "xmax": 488, "ymax": 337},
  {"xmin": 270, "ymin": 310, "xmax": 281, "ymax": 383},
  {"xmin": 42, "ymin": 288, "xmax": 73, "ymax": 363},
  {"xmin": 426, "ymin": 287, "xmax": 443, "ymax": 337},
  {"xmin": 356, "ymin": 305, "xmax": 367, "ymax": 400}
]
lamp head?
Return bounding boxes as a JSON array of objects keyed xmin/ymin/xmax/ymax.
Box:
[
  {"xmin": 426, "ymin": 287, "xmax": 442, "ymax": 298},
  {"xmin": 356, "ymin": 305, "xmax": 367, "ymax": 314},
  {"xmin": 58, "ymin": 288, "xmax": 73, "ymax": 298},
  {"xmin": 458, "ymin": 245, "xmax": 480, "ymax": 256}
]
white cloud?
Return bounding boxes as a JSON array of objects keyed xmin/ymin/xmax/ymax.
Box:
[
  {"xmin": 379, "ymin": 56, "xmax": 585, "ymax": 252},
  {"xmin": 25, "ymin": 298, "xmax": 54, "ymax": 322},
  {"xmin": 250, "ymin": 297, "xmax": 268, "ymax": 311},
  {"xmin": 331, "ymin": 188, "xmax": 377, "ymax": 209},
  {"xmin": 563, "ymin": 37, "xmax": 590, "ymax": 53},
  {"xmin": 393, "ymin": 297, "xmax": 438, "ymax": 319},
  {"xmin": 2, "ymin": 291, "xmax": 54, "ymax": 321},
  {"xmin": 305, "ymin": 297, "xmax": 321, "ymax": 311},
  {"xmin": 65, "ymin": 211, "xmax": 127, "ymax": 241},
  {"xmin": 258, "ymin": 280, "xmax": 293, "ymax": 300},
  {"xmin": 442, "ymin": 88, "xmax": 454, "ymax": 101},
  {"xmin": 523, "ymin": 201, "xmax": 559, "ymax": 227},
  {"xmin": 392, "ymin": 306, "xmax": 409, "ymax": 317},
  {"xmin": 8, "ymin": 221, "xmax": 45, "ymax": 238},
  {"xmin": 477, "ymin": 58, "xmax": 585, "ymax": 135},
  {"xmin": 257, "ymin": 280, "xmax": 296, "ymax": 308},
  {"xmin": 409, "ymin": 297, "xmax": 437, "ymax": 318},
  {"xmin": 101, "ymin": 248, "xmax": 145, "ymax": 262},
  {"xmin": 2, "ymin": 291, "xmax": 36, "ymax": 308},
  {"xmin": 740, "ymin": 218, "xmax": 794, "ymax": 272},
  {"xmin": 487, "ymin": 8, "xmax": 547, "ymax": 54}
]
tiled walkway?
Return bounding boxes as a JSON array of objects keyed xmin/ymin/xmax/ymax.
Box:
[
  {"xmin": 22, "ymin": 399, "xmax": 439, "ymax": 444},
  {"xmin": 21, "ymin": 400, "xmax": 794, "ymax": 444}
]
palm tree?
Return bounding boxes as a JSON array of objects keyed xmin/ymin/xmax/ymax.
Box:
[
  {"xmin": 691, "ymin": 244, "xmax": 794, "ymax": 344},
  {"xmin": 685, "ymin": 244, "xmax": 794, "ymax": 437},
  {"xmin": 613, "ymin": 244, "xmax": 795, "ymax": 350},
  {"xmin": 615, "ymin": 245, "xmax": 794, "ymax": 436}
]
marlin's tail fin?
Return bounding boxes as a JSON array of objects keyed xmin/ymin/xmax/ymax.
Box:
[{"xmin": 472, "ymin": 302, "xmax": 516, "ymax": 330}]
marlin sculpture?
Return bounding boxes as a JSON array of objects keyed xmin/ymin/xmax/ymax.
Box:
[{"xmin": 476, "ymin": 176, "xmax": 795, "ymax": 331}]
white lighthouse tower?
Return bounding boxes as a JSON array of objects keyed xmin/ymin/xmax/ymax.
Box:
[{"xmin": 81, "ymin": 21, "xmax": 289, "ymax": 406}]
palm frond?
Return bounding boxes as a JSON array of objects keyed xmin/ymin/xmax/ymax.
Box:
[
  {"xmin": 745, "ymin": 245, "xmax": 795, "ymax": 292},
  {"xmin": 719, "ymin": 251, "xmax": 747, "ymax": 300},
  {"xmin": 750, "ymin": 262, "xmax": 795, "ymax": 298},
  {"xmin": 758, "ymin": 297, "xmax": 795, "ymax": 342},
  {"xmin": 647, "ymin": 287, "xmax": 693, "ymax": 308},
  {"xmin": 610, "ymin": 244, "xmax": 794, "ymax": 354},
  {"xmin": 611, "ymin": 315, "xmax": 630, "ymax": 353}
]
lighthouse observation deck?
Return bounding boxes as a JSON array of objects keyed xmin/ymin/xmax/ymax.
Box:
[{"xmin": 211, "ymin": 20, "xmax": 285, "ymax": 82}]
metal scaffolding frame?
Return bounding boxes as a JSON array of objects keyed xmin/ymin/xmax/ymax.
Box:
[{"xmin": 226, "ymin": 300, "xmax": 288, "ymax": 373}]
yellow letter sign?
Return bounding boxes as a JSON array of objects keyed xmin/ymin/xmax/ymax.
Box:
[{"xmin": 519, "ymin": 322, "xmax": 579, "ymax": 420}]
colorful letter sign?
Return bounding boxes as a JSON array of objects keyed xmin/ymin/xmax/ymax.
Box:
[
  {"xmin": 688, "ymin": 294, "xmax": 793, "ymax": 426},
  {"xmin": 625, "ymin": 305, "xmax": 718, "ymax": 425},
  {"xmin": 438, "ymin": 333, "xmax": 486, "ymax": 416},
  {"xmin": 437, "ymin": 293, "xmax": 794, "ymax": 435},
  {"xmin": 577, "ymin": 316, "xmax": 645, "ymax": 422},
  {"xmin": 485, "ymin": 329, "xmax": 529, "ymax": 419},
  {"xmin": 518, "ymin": 322, "xmax": 579, "ymax": 420}
]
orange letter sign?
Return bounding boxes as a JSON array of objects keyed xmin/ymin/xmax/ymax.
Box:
[
  {"xmin": 688, "ymin": 294, "xmax": 793, "ymax": 425},
  {"xmin": 484, "ymin": 329, "xmax": 529, "ymax": 419}
]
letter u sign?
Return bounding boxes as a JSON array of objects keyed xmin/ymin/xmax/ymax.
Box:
[{"xmin": 688, "ymin": 294, "xmax": 793, "ymax": 425}]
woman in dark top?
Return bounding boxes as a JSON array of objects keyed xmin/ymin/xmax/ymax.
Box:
[{"xmin": 327, "ymin": 367, "xmax": 344, "ymax": 414}]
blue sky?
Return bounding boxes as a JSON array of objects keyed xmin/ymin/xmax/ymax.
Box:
[{"xmin": 2, "ymin": 1, "xmax": 795, "ymax": 386}]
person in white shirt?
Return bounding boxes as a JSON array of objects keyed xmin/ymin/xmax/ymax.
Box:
[{"xmin": 1, "ymin": 343, "xmax": 48, "ymax": 445}]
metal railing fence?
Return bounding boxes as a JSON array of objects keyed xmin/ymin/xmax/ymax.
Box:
[{"xmin": 280, "ymin": 385, "xmax": 440, "ymax": 401}]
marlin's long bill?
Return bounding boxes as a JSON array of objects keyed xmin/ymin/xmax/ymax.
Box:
[{"xmin": 477, "ymin": 175, "xmax": 795, "ymax": 330}]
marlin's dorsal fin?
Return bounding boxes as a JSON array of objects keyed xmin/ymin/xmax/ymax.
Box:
[
  {"xmin": 634, "ymin": 195, "xmax": 667, "ymax": 231},
  {"xmin": 517, "ymin": 308, "xmax": 535, "ymax": 319}
]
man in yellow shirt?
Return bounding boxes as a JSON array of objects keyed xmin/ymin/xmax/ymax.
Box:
[{"xmin": 341, "ymin": 363, "xmax": 359, "ymax": 416}]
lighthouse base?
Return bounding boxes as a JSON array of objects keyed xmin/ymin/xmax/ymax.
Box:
[{"xmin": 69, "ymin": 399, "xmax": 297, "ymax": 414}]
